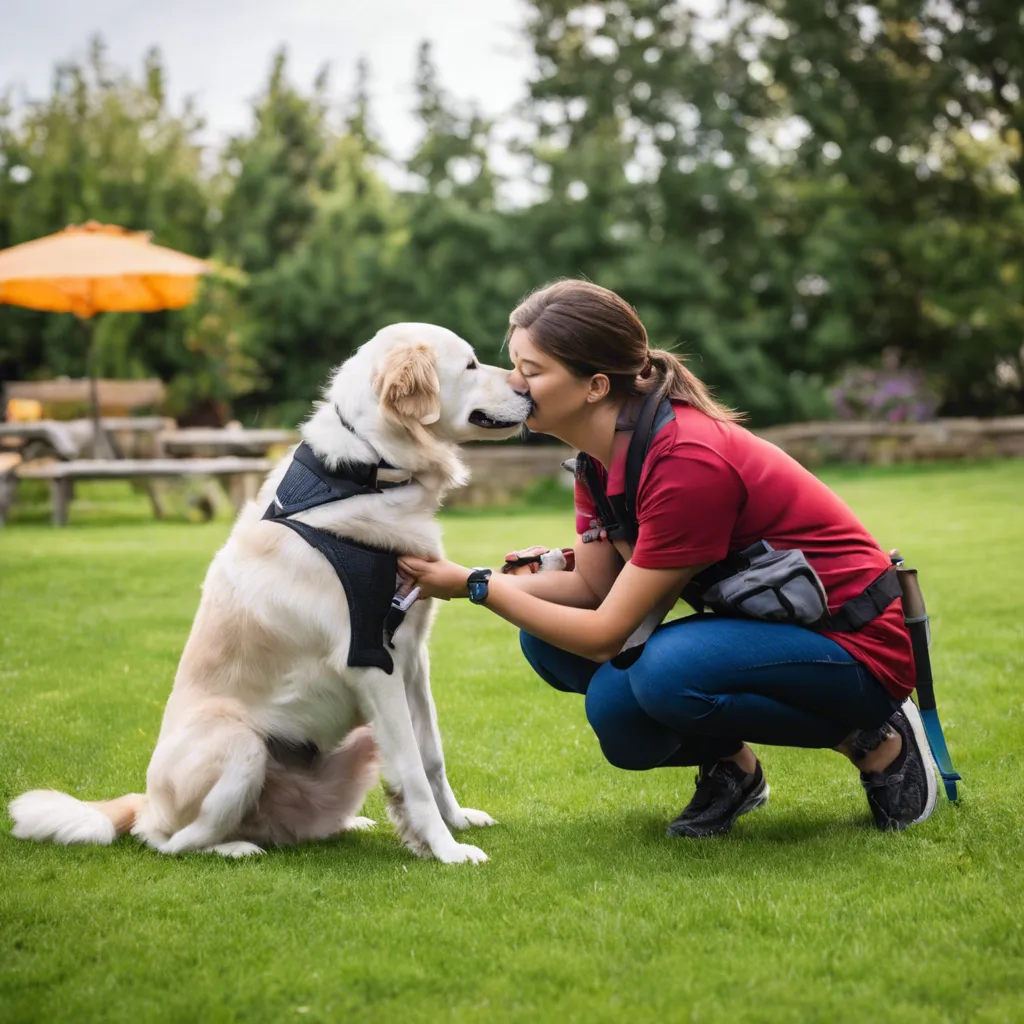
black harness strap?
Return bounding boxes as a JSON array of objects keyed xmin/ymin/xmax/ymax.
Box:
[
  {"xmin": 262, "ymin": 440, "xmax": 414, "ymax": 675},
  {"xmin": 270, "ymin": 441, "xmax": 407, "ymax": 515},
  {"xmin": 266, "ymin": 515, "xmax": 398, "ymax": 674},
  {"xmin": 579, "ymin": 457, "xmax": 618, "ymax": 539},
  {"xmin": 578, "ymin": 390, "xmax": 675, "ymax": 545},
  {"xmin": 825, "ymin": 567, "xmax": 903, "ymax": 632}
]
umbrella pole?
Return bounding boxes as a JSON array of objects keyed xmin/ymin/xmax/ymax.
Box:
[
  {"xmin": 85, "ymin": 319, "xmax": 99, "ymax": 440},
  {"xmin": 80, "ymin": 316, "xmax": 110, "ymax": 458}
]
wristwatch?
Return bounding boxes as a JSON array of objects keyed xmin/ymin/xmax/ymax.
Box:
[{"xmin": 466, "ymin": 567, "xmax": 493, "ymax": 604}]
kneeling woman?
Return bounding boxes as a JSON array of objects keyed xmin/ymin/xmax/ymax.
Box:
[{"xmin": 401, "ymin": 280, "xmax": 938, "ymax": 836}]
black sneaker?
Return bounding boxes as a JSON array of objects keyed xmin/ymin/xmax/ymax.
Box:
[
  {"xmin": 667, "ymin": 759, "xmax": 769, "ymax": 838},
  {"xmin": 860, "ymin": 699, "xmax": 939, "ymax": 831}
]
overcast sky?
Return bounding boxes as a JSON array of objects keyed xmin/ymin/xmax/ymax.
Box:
[{"xmin": 0, "ymin": 0, "xmax": 534, "ymax": 156}]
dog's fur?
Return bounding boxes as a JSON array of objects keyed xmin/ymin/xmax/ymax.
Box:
[{"xmin": 9, "ymin": 324, "xmax": 531, "ymax": 863}]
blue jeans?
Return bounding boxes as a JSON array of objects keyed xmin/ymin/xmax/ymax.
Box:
[{"xmin": 520, "ymin": 616, "xmax": 901, "ymax": 770}]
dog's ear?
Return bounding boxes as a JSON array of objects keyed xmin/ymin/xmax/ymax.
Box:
[{"xmin": 373, "ymin": 342, "xmax": 441, "ymax": 426}]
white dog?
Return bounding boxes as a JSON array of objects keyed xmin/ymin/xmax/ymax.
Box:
[{"xmin": 10, "ymin": 324, "xmax": 531, "ymax": 863}]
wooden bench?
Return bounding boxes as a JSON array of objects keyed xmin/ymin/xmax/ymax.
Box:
[
  {"xmin": 14, "ymin": 457, "xmax": 273, "ymax": 526},
  {"xmin": 0, "ymin": 417, "xmax": 173, "ymax": 461},
  {"xmin": 157, "ymin": 427, "xmax": 298, "ymax": 457},
  {"xmin": 0, "ymin": 420, "xmax": 88, "ymax": 460},
  {"xmin": 4, "ymin": 378, "xmax": 166, "ymax": 417}
]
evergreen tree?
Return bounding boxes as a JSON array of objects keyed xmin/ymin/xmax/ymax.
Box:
[
  {"xmin": 3, "ymin": 10, "xmax": 1020, "ymax": 424},
  {"xmin": 0, "ymin": 38, "xmax": 212, "ymax": 403},
  {"xmin": 390, "ymin": 42, "xmax": 518, "ymax": 365},
  {"xmin": 224, "ymin": 54, "xmax": 406, "ymax": 422}
]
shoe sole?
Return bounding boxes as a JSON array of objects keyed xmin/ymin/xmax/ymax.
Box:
[
  {"xmin": 667, "ymin": 781, "xmax": 770, "ymax": 838},
  {"xmin": 898, "ymin": 697, "xmax": 939, "ymax": 828}
]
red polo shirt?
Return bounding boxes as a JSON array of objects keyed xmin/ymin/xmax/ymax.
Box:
[{"xmin": 574, "ymin": 402, "xmax": 916, "ymax": 699}]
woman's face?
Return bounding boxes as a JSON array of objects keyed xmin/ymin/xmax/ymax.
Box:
[{"xmin": 507, "ymin": 327, "xmax": 600, "ymax": 437}]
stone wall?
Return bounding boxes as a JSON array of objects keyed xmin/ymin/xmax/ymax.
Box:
[
  {"xmin": 452, "ymin": 417, "xmax": 1024, "ymax": 505},
  {"xmin": 755, "ymin": 416, "xmax": 1024, "ymax": 467},
  {"xmin": 452, "ymin": 445, "xmax": 572, "ymax": 507}
]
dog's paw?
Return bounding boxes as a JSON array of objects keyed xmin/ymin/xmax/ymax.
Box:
[
  {"xmin": 434, "ymin": 841, "xmax": 489, "ymax": 865},
  {"xmin": 343, "ymin": 816, "xmax": 377, "ymax": 831},
  {"xmin": 448, "ymin": 807, "xmax": 498, "ymax": 830},
  {"xmin": 208, "ymin": 841, "xmax": 264, "ymax": 858}
]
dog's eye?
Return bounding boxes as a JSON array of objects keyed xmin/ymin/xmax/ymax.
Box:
[{"xmin": 466, "ymin": 360, "xmax": 479, "ymax": 370}]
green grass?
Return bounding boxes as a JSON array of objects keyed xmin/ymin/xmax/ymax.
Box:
[{"xmin": 1, "ymin": 461, "xmax": 1022, "ymax": 1023}]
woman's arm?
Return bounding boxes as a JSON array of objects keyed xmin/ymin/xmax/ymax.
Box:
[
  {"xmin": 499, "ymin": 566, "xmax": 600, "ymax": 608},
  {"xmin": 482, "ymin": 560, "xmax": 700, "ymax": 661},
  {"xmin": 400, "ymin": 553, "xmax": 705, "ymax": 663},
  {"xmin": 500, "ymin": 538, "xmax": 622, "ymax": 609}
]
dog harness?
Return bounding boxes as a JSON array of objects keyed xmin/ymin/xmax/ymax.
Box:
[{"xmin": 262, "ymin": 431, "xmax": 415, "ymax": 675}]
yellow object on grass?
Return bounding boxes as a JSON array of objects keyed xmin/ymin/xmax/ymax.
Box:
[{"xmin": 5, "ymin": 398, "xmax": 43, "ymax": 422}]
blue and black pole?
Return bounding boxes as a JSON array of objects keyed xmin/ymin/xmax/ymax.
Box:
[{"xmin": 891, "ymin": 550, "xmax": 961, "ymax": 802}]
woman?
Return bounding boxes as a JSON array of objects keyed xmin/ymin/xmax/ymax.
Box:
[{"xmin": 400, "ymin": 280, "xmax": 937, "ymax": 837}]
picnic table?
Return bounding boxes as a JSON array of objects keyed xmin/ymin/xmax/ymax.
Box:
[
  {"xmin": 0, "ymin": 417, "xmax": 168, "ymax": 461},
  {"xmin": 0, "ymin": 419, "xmax": 88, "ymax": 460},
  {"xmin": 157, "ymin": 427, "xmax": 298, "ymax": 458},
  {"xmin": 0, "ymin": 377, "xmax": 287, "ymax": 525},
  {"xmin": 0, "ymin": 420, "xmax": 282, "ymax": 527},
  {"xmin": 4, "ymin": 378, "xmax": 166, "ymax": 415},
  {"xmin": 13, "ymin": 456, "xmax": 273, "ymax": 526}
]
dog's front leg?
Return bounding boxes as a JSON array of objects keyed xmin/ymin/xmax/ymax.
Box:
[
  {"xmin": 404, "ymin": 646, "xmax": 496, "ymax": 831},
  {"xmin": 355, "ymin": 668, "xmax": 488, "ymax": 864}
]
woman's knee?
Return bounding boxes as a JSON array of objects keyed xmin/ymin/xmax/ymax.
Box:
[
  {"xmin": 626, "ymin": 644, "xmax": 719, "ymax": 730},
  {"xmin": 519, "ymin": 631, "xmax": 588, "ymax": 694},
  {"xmin": 584, "ymin": 669, "xmax": 678, "ymax": 771},
  {"xmin": 519, "ymin": 630, "xmax": 547, "ymax": 672}
]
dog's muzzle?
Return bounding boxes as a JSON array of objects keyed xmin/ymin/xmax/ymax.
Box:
[{"xmin": 468, "ymin": 410, "xmax": 524, "ymax": 429}]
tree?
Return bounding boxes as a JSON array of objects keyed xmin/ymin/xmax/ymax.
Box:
[
  {"xmin": 4, "ymin": 10, "xmax": 1021, "ymax": 425},
  {"xmin": 514, "ymin": 1, "xmax": 833, "ymax": 422},
  {"xmin": 731, "ymin": 0, "xmax": 1024, "ymax": 414},
  {"xmin": 216, "ymin": 49, "xmax": 335, "ymax": 275},
  {"xmin": 219, "ymin": 53, "xmax": 410, "ymax": 422},
  {"xmin": 0, "ymin": 38, "xmax": 212, "ymax": 400},
  {"xmin": 513, "ymin": 0, "xmax": 1024, "ymax": 419},
  {"xmin": 387, "ymin": 42, "xmax": 521, "ymax": 366}
]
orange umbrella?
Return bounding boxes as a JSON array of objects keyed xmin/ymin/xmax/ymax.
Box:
[{"xmin": 0, "ymin": 221, "xmax": 211, "ymax": 446}]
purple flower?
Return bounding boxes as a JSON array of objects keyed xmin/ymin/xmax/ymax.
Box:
[{"xmin": 831, "ymin": 361, "xmax": 940, "ymax": 423}]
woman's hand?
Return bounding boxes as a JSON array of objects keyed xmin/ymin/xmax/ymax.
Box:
[
  {"xmin": 398, "ymin": 555, "xmax": 472, "ymax": 601},
  {"xmin": 501, "ymin": 546, "xmax": 576, "ymax": 574},
  {"xmin": 501, "ymin": 545, "xmax": 551, "ymax": 575}
]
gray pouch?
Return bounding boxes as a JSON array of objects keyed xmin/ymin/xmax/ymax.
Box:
[{"xmin": 701, "ymin": 543, "xmax": 829, "ymax": 626}]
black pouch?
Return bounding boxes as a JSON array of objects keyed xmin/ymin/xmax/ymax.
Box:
[{"xmin": 697, "ymin": 541, "xmax": 829, "ymax": 627}]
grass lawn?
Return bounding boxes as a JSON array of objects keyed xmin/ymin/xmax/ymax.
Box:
[{"xmin": 1, "ymin": 461, "xmax": 1022, "ymax": 1023}]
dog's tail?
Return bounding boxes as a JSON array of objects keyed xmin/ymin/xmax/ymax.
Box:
[{"xmin": 8, "ymin": 790, "xmax": 146, "ymax": 846}]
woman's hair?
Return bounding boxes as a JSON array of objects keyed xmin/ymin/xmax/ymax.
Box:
[{"xmin": 507, "ymin": 279, "xmax": 743, "ymax": 422}]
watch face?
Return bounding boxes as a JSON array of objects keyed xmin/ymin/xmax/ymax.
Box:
[{"xmin": 468, "ymin": 567, "xmax": 491, "ymax": 603}]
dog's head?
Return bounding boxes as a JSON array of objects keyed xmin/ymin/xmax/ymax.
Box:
[{"xmin": 367, "ymin": 324, "xmax": 531, "ymax": 443}]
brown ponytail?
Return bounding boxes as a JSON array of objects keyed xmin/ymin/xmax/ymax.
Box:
[
  {"xmin": 646, "ymin": 348, "xmax": 744, "ymax": 422},
  {"xmin": 508, "ymin": 279, "xmax": 744, "ymax": 423}
]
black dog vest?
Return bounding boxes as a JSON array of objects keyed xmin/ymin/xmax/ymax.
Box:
[{"xmin": 262, "ymin": 441, "xmax": 411, "ymax": 675}]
